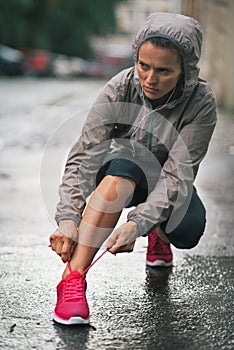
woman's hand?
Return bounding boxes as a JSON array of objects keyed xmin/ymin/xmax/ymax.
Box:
[
  {"xmin": 106, "ymin": 221, "xmax": 138, "ymax": 254},
  {"xmin": 49, "ymin": 220, "xmax": 78, "ymax": 262}
]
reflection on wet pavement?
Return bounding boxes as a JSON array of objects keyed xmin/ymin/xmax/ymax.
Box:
[{"xmin": 0, "ymin": 78, "xmax": 233, "ymax": 349}]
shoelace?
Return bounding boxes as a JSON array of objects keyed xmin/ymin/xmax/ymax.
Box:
[
  {"xmin": 63, "ymin": 249, "xmax": 109, "ymax": 302},
  {"xmin": 149, "ymin": 234, "xmax": 170, "ymax": 255},
  {"xmin": 63, "ymin": 278, "xmax": 85, "ymax": 302},
  {"xmin": 67, "ymin": 248, "xmax": 109, "ymax": 276},
  {"xmin": 159, "ymin": 240, "xmax": 170, "ymax": 255}
]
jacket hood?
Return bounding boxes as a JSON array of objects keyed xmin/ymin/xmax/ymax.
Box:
[{"xmin": 132, "ymin": 12, "xmax": 203, "ymax": 95}]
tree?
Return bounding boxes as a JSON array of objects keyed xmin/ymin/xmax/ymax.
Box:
[{"xmin": 0, "ymin": 0, "xmax": 125, "ymax": 58}]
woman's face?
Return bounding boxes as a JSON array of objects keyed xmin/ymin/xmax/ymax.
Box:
[{"xmin": 137, "ymin": 41, "xmax": 182, "ymax": 101}]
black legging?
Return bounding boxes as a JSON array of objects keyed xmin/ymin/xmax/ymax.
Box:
[
  {"xmin": 160, "ymin": 187, "xmax": 206, "ymax": 249},
  {"xmin": 97, "ymin": 158, "xmax": 206, "ymax": 249}
]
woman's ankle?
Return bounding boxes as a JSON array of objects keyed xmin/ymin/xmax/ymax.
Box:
[{"xmin": 62, "ymin": 263, "xmax": 87, "ymax": 279}]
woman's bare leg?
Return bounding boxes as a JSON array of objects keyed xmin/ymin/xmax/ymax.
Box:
[
  {"xmin": 62, "ymin": 175, "xmax": 136, "ymax": 278},
  {"xmin": 156, "ymin": 226, "xmax": 170, "ymax": 243}
]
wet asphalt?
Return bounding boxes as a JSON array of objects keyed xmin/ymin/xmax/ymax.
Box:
[{"xmin": 0, "ymin": 77, "xmax": 233, "ymax": 350}]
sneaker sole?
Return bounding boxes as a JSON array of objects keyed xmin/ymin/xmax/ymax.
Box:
[
  {"xmin": 53, "ymin": 312, "xmax": 90, "ymax": 325},
  {"xmin": 146, "ymin": 259, "xmax": 173, "ymax": 267}
]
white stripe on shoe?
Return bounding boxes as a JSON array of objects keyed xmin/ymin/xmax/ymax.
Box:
[
  {"xmin": 146, "ymin": 259, "xmax": 173, "ymax": 267},
  {"xmin": 53, "ymin": 312, "xmax": 90, "ymax": 325}
]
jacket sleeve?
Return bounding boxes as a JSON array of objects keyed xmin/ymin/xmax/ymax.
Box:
[
  {"xmin": 55, "ymin": 81, "xmax": 121, "ymax": 225},
  {"xmin": 127, "ymin": 91, "xmax": 217, "ymax": 236}
]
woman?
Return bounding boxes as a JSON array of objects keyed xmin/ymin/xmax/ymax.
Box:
[{"xmin": 50, "ymin": 12, "xmax": 217, "ymax": 325}]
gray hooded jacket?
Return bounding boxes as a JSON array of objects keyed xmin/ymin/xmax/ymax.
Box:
[{"xmin": 55, "ymin": 13, "xmax": 217, "ymax": 236}]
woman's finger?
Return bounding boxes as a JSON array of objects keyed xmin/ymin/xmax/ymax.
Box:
[
  {"xmin": 106, "ymin": 230, "xmax": 119, "ymax": 249},
  {"xmin": 112, "ymin": 241, "xmax": 135, "ymax": 254},
  {"xmin": 61, "ymin": 239, "xmax": 72, "ymax": 262},
  {"xmin": 55, "ymin": 239, "xmax": 64, "ymax": 255}
]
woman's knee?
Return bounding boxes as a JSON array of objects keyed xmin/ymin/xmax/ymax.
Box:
[
  {"xmin": 167, "ymin": 217, "xmax": 206, "ymax": 249},
  {"xmin": 89, "ymin": 175, "xmax": 136, "ymax": 212},
  {"xmin": 165, "ymin": 187, "xmax": 206, "ymax": 249},
  {"xmin": 103, "ymin": 175, "xmax": 136, "ymax": 187},
  {"xmin": 99, "ymin": 175, "xmax": 136, "ymax": 198}
]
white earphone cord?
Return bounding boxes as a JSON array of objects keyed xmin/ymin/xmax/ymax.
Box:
[{"xmin": 130, "ymin": 86, "xmax": 176, "ymax": 156}]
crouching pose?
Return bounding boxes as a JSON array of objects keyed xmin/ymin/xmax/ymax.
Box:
[{"xmin": 49, "ymin": 12, "xmax": 216, "ymax": 325}]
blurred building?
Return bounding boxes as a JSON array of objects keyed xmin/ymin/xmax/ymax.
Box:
[
  {"xmin": 116, "ymin": 0, "xmax": 182, "ymax": 38},
  {"xmin": 196, "ymin": 0, "xmax": 234, "ymax": 110},
  {"xmin": 115, "ymin": 0, "xmax": 234, "ymax": 110}
]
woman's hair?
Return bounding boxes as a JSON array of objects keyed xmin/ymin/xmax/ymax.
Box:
[
  {"xmin": 147, "ymin": 37, "xmax": 179, "ymax": 50},
  {"xmin": 145, "ymin": 37, "xmax": 182, "ymax": 65}
]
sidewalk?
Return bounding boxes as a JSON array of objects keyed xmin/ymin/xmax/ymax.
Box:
[{"xmin": 0, "ymin": 78, "xmax": 233, "ymax": 350}]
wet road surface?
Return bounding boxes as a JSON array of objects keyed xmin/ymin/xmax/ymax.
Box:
[{"xmin": 0, "ymin": 77, "xmax": 233, "ymax": 349}]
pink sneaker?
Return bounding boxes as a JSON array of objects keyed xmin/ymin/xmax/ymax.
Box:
[
  {"xmin": 53, "ymin": 249, "xmax": 108, "ymax": 325},
  {"xmin": 53, "ymin": 262, "xmax": 90, "ymax": 325},
  {"xmin": 146, "ymin": 229, "xmax": 173, "ymax": 267}
]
